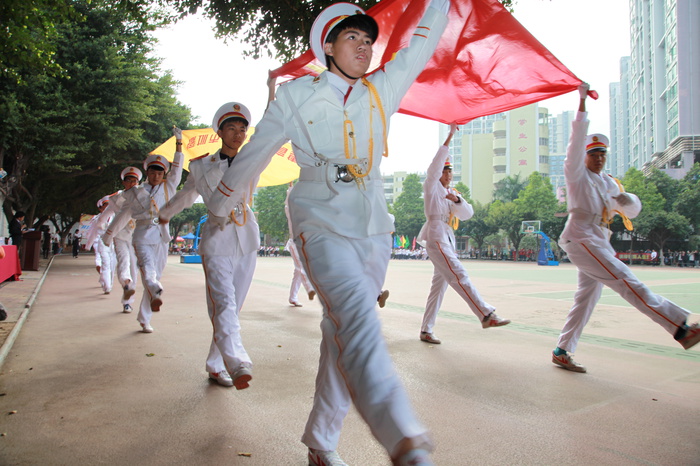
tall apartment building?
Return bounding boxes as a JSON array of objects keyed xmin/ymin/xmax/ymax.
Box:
[
  {"xmin": 609, "ymin": 57, "xmax": 632, "ymax": 178},
  {"xmin": 628, "ymin": 0, "xmax": 700, "ymax": 179},
  {"xmin": 443, "ymin": 104, "xmax": 551, "ymax": 205},
  {"xmin": 547, "ymin": 110, "xmax": 574, "ymax": 192}
]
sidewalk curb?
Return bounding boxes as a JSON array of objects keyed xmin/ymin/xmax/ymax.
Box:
[{"xmin": 0, "ymin": 256, "xmax": 54, "ymax": 371}]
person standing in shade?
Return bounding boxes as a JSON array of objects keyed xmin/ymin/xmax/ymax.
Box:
[
  {"xmin": 100, "ymin": 167, "xmax": 142, "ymax": 313},
  {"xmin": 159, "ymin": 103, "xmax": 258, "ymax": 390},
  {"xmin": 9, "ymin": 211, "xmax": 25, "ymax": 251},
  {"xmin": 552, "ymin": 83, "xmax": 699, "ymax": 373},
  {"xmin": 204, "ymin": 2, "xmax": 450, "ymax": 464},
  {"xmin": 417, "ymin": 124, "xmax": 510, "ymax": 345},
  {"xmin": 102, "ymin": 126, "xmax": 184, "ymax": 333},
  {"xmin": 71, "ymin": 229, "xmax": 82, "ymax": 258}
]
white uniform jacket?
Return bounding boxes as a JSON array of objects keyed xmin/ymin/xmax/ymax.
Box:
[
  {"xmin": 84, "ymin": 211, "xmax": 114, "ymax": 250},
  {"xmin": 417, "ymin": 145, "xmax": 474, "ymax": 247},
  {"xmin": 101, "ymin": 190, "xmax": 135, "ymax": 242},
  {"xmin": 559, "ymin": 112, "xmax": 641, "ymax": 251},
  {"xmin": 159, "ymin": 150, "xmax": 260, "ymax": 256},
  {"xmin": 104, "ymin": 152, "xmax": 184, "ymax": 245},
  {"xmin": 208, "ymin": 7, "xmax": 449, "ymax": 240}
]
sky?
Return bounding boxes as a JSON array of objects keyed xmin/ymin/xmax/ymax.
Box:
[{"xmin": 151, "ymin": 0, "xmax": 631, "ymax": 174}]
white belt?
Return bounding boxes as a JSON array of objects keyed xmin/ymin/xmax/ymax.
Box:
[
  {"xmin": 298, "ymin": 158, "xmax": 371, "ymax": 184},
  {"xmin": 427, "ymin": 214, "xmax": 450, "ymax": 223},
  {"xmin": 569, "ymin": 211, "xmax": 605, "ymax": 227}
]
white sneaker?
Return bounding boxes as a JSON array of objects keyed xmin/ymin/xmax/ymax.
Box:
[
  {"xmin": 209, "ymin": 370, "xmax": 234, "ymax": 387},
  {"xmin": 231, "ymin": 365, "xmax": 252, "ymax": 390},
  {"xmin": 308, "ymin": 448, "xmax": 347, "ymax": 466},
  {"xmin": 395, "ymin": 449, "xmax": 433, "ymax": 466},
  {"xmin": 289, "ymin": 300, "xmax": 303, "ymax": 307},
  {"xmin": 552, "ymin": 351, "xmax": 586, "ymax": 373},
  {"xmin": 482, "ymin": 312, "xmax": 510, "ymax": 329},
  {"xmin": 140, "ymin": 323, "xmax": 154, "ymax": 333},
  {"xmin": 122, "ymin": 304, "xmax": 132, "ymax": 313}
]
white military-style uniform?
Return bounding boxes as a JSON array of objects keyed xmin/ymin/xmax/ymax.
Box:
[
  {"xmin": 284, "ymin": 186, "xmax": 314, "ymax": 305},
  {"xmin": 159, "ymin": 150, "xmax": 259, "ymax": 376},
  {"xmin": 101, "ymin": 190, "xmax": 139, "ymax": 307},
  {"xmin": 556, "ymin": 111, "xmax": 691, "ymax": 353},
  {"xmin": 417, "ymin": 145, "xmax": 493, "ymax": 334},
  {"xmin": 103, "ymin": 152, "xmax": 183, "ymax": 327},
  {"xmin": 207, "ymin": 4, "xmax": 448, "ymax": 456},
  {"xmin": 85, "ymin": 210, "xmax": 116, "ymax": 294}
]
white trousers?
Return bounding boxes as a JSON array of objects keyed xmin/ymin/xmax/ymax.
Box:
[
  {"xmin": 422, "ymin": 239, "xmax": 495, "ymax": 333},
  {"xmin": 114, "ymin": 238, "xmax": 137, "ymax": 305},
  {"xmin": 201, "ymin": 252, "xmax": 255, "ymax": 374},
  {"xmin": 134, "ymin": 242, "xmax": 167, "ymax": 325},
  {"xmin": 289, "ymin": 241, "xmax": 314, "ymax": 302},
  {"xmin": 298, "ymin": 231, "xmax": 429, "ymax": 457},
  {"xmin": 95, "ymin": 241, "xmax": 116, "ymax": 293},
  {"xmin": 557, "ymin": 241, "xmax": 691, "ymax": 352}
]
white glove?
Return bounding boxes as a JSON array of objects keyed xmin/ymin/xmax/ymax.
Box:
[
  {"xmin": 102, "ymin": 234, "xmax": 113, "ymax": 247},
  {"xmin": 207, "ymin": 212, "xmax": 227, "ymax": 231},
  {"xmin": 449, "ymin": 123, "xmax": 458, "ymax": 134},
  {"xmin": 172, "ymin": 126, "xmax": 182, "ymax": 139},
  {"xmin": 578, "ymin": 82, "xmax": 590, "ymax": 100},
  {"xmin": 614, "ymin": 193, "xmax": 632, "ymax": 207}
]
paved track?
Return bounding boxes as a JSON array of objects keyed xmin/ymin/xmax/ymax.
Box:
[{"xmin": 0, "ymin": 254, "xmax": 698, "ymax": 465}]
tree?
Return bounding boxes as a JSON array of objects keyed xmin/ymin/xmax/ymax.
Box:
[
  {"xmin": 166, "ymin": 0, "xmax": 514, "ymax": 62},
  {"xmin": 461, "ymin": 201, "xmax": 495, "ymax": 255},
  {"xmin": 255, "ymin": 184, "xmax": 289, "ymax": 244},
  {"xmin": 646, "ymin": 168, "xmax": 681, "ymax": 211},
  {"xmin": 0, "ymin": 0, "xmax": 192, "ymax": 228},
  {"xmin": 674, "ymin": 163, "xmax": 700, "ymax": 232},
  {"xmin": 634, "ymin": 211, "xmax": 692, "ymax": 260},
  {"xmin": 493, "ymin": 173, "xmax": 526, "ymax": 203},
  {"xmin": 514, "ymin": 172, "xmax": 559, "ymax": 236},
  {"xmin": 454, "ymin": 181, "xmax": 471, "ymax": 202},
  {"xmin": 392, "ymin": 174, "xmax": 424, "ymax": 240},
  {"xmin": 169, "ymin": 203, "xmax": 207, "ymax": 242},
  {"xmin": 488, "ymin": 200, "xmax": 524, "ymax": 251}
]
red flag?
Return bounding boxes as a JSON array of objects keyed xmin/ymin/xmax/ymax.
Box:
[
  {"xmin": 270, "ymin": 0, "xmax": 587, "ymax": 124},
  {"xmin": 411, "ymin": 236, "xmax": 416, "ymax": 250}
]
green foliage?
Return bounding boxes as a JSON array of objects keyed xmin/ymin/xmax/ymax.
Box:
[
  {"xmin": 461, "ymin": 201, "xmax": 495, "ymax": 251},
  {"xmin": 514, "ymin": 172, "xmax": 559, "ymax": 236},
  {"xmin": 493, "ymin": 173, "xmax": 526, "ymax": 203},
  {"xmin": 674, "ymin": 163, "xmax": 700, "ymax": 231},
  {"xmin": 487, "ymin": 200, "xmax": 524, "ymax": 251},
  {"xmin": 454, "ymin": 181, "xmax": 471, "ymax": 202},
  {"xmin": 392, "ymin": 174, "xmax": 424, "ymax": 239},
  {"xmin": 646, "ymin": 168, "xmax": 681, "ymax": 211},
  {"xmin": 634, "ymin": 210, "xmax": 692, "ymax": 252},
  {"xmin": 169, "ymin": 202, "xmax": 207, "ymax": 240},
  {"xmin": 0, "ymin": 0, "xmax": 192, "ymax": 227},
  {"xmin": 621, "ymin": 168, "xmax": 665, "ymax": 213},
  {"xmin": 166, "ymin": 0, "xmax": 514, "ymax": 62},
  {"xmin": 255, "ymin": 184, "xmax": 289, "ymax": 242}
]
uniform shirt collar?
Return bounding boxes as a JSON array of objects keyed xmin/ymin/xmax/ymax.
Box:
[{"xmin": 326, "ymin": 72, "xmax": 353, "ymax": 105}]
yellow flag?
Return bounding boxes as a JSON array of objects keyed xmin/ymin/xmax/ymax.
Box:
[{"xmin": 150, "ymin": 128, "xmax": 299, "ymax": 187}]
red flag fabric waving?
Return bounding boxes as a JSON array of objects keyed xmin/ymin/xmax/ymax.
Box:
[{"xmin": 270, "ymin": 0, "xmax": 586, "ymax": 124}]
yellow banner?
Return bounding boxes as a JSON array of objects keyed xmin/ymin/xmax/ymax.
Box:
[{"xmin": 150, "ymin": 128, "xmax": 299, "ymax": 187}]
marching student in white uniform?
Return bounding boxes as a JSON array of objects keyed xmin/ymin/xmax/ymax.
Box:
[
  {"xmin": 100, "ymin": 167, "xmax": 142, "ymax": 313},
  {"xmin": 417, "ymin": 124, "xmax": 510, "ymax": 345},
  {"xmin": 552, "ymin": 83, "xmax": 700, "ymax": 373},
  {"xmin": 284, "ymin": 183, "xmax": 315, "ymax": 307},
  {"xmin": 159, "ymin": 103, "xmax": 257, "ymax": 390},
  {"xmin": 103, "ymin": 127, "xmax": 184, "ymax": 333},
  {"xmin": 204, "ymin": 2, "xmax": 450, "ymax": 465},
  {"xmin": 86, "ymin": 195, "xmax": 116, "ymax": 294}
]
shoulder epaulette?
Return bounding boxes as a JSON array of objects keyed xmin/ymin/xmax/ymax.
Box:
[{"xmin": 190, "ymin": 153, "xmax": 210, "ymax": 162}]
